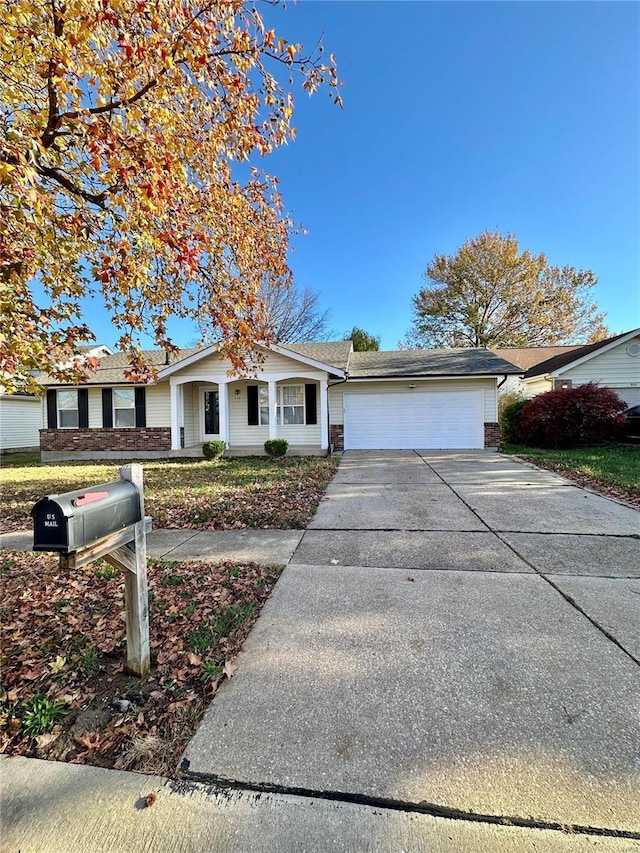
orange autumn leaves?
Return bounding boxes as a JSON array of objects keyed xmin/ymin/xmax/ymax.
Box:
[{"xmin": 0, "ymin": 0, "xmax": 341, "ymax": 391}]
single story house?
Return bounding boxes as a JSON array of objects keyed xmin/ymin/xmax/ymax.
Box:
[
  {"xmin": 38, "ymin": 341, "xmax": 522, "ymax": 459},
  {"xmin": 495, "ymin": 328, "xmax": 640, "ymax": 407}
]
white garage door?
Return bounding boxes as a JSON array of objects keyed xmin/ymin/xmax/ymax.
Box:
[{"xmin": 344, "ymin": 390, "xmax": 484, "ymax": 450}]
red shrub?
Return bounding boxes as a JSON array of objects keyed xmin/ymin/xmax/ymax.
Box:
[{"xmin": 519, "ymin": 383, "xmax": 626, "ymax": 449}]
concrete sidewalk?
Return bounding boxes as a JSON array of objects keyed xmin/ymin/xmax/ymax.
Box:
[
  {"xmin": 3, "ymin": 755, "xmax": 631, "ymax": 852},
  {"xmin": 0, "ymin": 527, "xmax": 303, "ymax": 565}
]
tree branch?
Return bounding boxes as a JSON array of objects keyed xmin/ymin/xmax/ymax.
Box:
[{"xmin": 36, "ymin": 162, "xmax": 117, "ymax": 208}]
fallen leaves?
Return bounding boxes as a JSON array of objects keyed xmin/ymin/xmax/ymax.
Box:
[
  {"xmin": 0, "ymin": 550, "xmax": 283, "ymax": 774},
  {"xmin": 0, "ymin": 456, "xmax": 339, "ymax": 534}
]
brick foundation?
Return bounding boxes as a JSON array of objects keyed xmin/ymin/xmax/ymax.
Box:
[
  {"xmin": 330, "ymin": 424, "xmax": 344, "ymax": 452},
  {"xmin": 40, "ymin": 427, "xmax": 182, "ymax": 453},
  {"xmin": 484, "ymin": 422, "xmax": 501, "ymax": 448}
]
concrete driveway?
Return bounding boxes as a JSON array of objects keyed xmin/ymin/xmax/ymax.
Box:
[{"xmin": 182, "ymin": 451, "xmax": 640, "ymax": 840}]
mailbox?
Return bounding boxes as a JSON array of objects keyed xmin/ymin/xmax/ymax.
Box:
[{"xmin": 31, "ymin": 480, "xmax": 142, "ymax": 554}]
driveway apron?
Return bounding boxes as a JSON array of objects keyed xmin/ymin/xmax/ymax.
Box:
[{"xmin": 182, "ymin": 451, "xmax": 640, "ymax": 836}]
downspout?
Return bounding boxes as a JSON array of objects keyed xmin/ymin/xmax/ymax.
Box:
[{"xmin": 327, "ymin": 374, "xmax": 349, "ymax": 454}]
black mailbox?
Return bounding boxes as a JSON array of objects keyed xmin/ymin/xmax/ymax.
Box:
[{"xmin": 31, "ymin": 480, "xmax": 142, "ymax": 554}]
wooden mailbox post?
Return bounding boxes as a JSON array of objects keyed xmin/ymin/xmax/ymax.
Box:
[{"xmin": 32, "ymin": 464, "xmax": 151, "ymax": 677}]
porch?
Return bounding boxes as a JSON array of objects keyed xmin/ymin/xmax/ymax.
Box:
[{"xmin": 169, "ymin": 375, "xmax": 330, "ymax": 454}]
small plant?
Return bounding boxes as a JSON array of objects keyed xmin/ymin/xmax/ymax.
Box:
[
  {"xmin": 188, "ymin": 625, "xmax": 213, "ymax": 654},
  {"xmin": 264, "ymin": 438, "xmax": 288, "ymax": 458},
  {"xmin": 22, "ymin": 691, "xmax": 66, "ymax": 739},
  {"xmin": 79, "ymin": 649, "xmax": 99, "ymax": 673},
  {"xmin": 212, "ymin": 602, "xmax": 258, "ymax": 639},
  {"xmin": 498, "ymin": 393, "xmax": 529, "ymax": 445},
  {"xmin": 185, "ymin": 601, "xmax": 197, "ymax": 617},
  {"xmin": 161, "ymin": 573, "xmax": 183, "ymax": 587},
  {"xmin": 200, "ymin": 662, "xmax": 224, "ymax": 683},
  {"xmin": 53, "ymin": 598, "xmax": 71, "ymax": 610},
  {"xmin": 203, "ymin": 440, "xmax": 226, "ymax": 460},
  {"xmin": 95, "ymin": 564, "xmax": 119, "ymax": 580}
]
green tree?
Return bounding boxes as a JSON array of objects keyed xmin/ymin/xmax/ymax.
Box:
[
  {"xmin": 345, "ymin": 327, "xmax": 380, "ymax": 351},
  {"xmin": 405, "ymin": 230, "xmax": 607, "ymax": 349}
]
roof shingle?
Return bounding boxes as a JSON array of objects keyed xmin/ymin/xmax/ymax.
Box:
[{"xmin": 347, "ymin": 348, "xmax": 522, "ymax": 378}]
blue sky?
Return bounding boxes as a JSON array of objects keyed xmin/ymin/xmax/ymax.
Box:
[{"xmin": 91, "ymin": 1, "xmax": 640, "ymax": 350}]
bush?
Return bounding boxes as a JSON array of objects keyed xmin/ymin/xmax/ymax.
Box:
[
  {"xmin": 499, "ymin": 393, "xmax": 530, "ymax": 445},
  {"xmin": 264, "ymin": 439, "xmax": 288, "ymax": 458},
  {"xmin": 519, "ymin": 383, "xmax": 626, "ymax": 449},
  {"xmin": 202, "ymin": 440, "xmax": 226, "ymax": 460}
]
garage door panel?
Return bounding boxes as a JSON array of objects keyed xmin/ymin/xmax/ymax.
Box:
[{"xmin": 344, "ymin": 390, "xmax": 483, "ymax": 450}]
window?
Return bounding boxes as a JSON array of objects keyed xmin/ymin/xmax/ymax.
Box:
[
  {"xmin": 113, "ymin": 388, "xmax": 135, "ymax": 427},
  {"xmin": 259, "ymin": 386, "xmax": 269, "ymax": 425},
  {"xmin": 278, "ymin": 385, "xmax": 304, "ymax": 424},
  {"xmin": 248, "ymin": 384, "xmax": 309, "ymax": 427},
  {"xmin": 57, "ymin": 390, "xmax": 78, "ymax": 428}
]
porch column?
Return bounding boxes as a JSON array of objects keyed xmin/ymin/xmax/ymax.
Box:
[
  {"xmin": 170, "ymin": 380, "xmax": 181, "ymax": 450},
  {"xmin": 219, "ymin": 381, "xmax": 230, "ymax": 446},
  {"xmin": 319, "ymin": 378, "xmax": 328, "ymax": 450},
  {"xmin": 268, "ymin": 380, "xmax": 278, "ymax": 440}
]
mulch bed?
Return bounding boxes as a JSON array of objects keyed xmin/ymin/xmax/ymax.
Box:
[{"xmin": 0, "ymin": 550, "xmax": 282, "ymax": 775}]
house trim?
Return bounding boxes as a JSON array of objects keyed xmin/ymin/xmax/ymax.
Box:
[{"xmin": 157, "ymin": 342, "xmax": 346, "ymax": 381}]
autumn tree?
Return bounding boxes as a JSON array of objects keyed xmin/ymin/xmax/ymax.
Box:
[
  {"xmin": 0, "ymin": 0, "xmax": 341, "ymax": 392},
  {"xmin": 345, "ymin": 326, "xmax": 380, "ymax": 351},
  {"xmin": 405, "ymin": 230, "xmax": 607, "ymax": 349}
]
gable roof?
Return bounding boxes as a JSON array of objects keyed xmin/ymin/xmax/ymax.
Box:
[
  {"xmin": 492, "ymin": 345, "xmax": 583, "ymax": 371},
  {"xmin": 158, "ymin": 340, "xmax": 349, "ymax": 380},
  {"xmin": 347, "ymin": 348, "xmax": 522, "ymax": 379},
  {"xmin": 285, "ymin": 341, "xmax": 353, "ymax": 374},
  {"xmin": 524, "ymin": 329, "xmax": 640, "ymax": 378},
  {"xmin": 40, "ymin": 341, "xmax": 526, "ymax": 386}
]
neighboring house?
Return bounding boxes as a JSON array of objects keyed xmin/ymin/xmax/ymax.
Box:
[
  {"xmin": 0, "ymin": 391, "xmax": 41, "ymax": 453},
  {"xmin": 38, "ymin": 341, "xmax": 521, "ymax": 459},
  {"xmin": 517, "ymin": 329, "xmax": 640, "ymax": 407},
  {"xmin": 1, "ymin": 344, "xmax": 114, "ymax": 454},
  {"xmin": 492, "ymin": 346, "xmax": 582, "ymax": 398}
]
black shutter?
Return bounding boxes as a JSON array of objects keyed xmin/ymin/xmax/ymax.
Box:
[
  {"xmin": 247, "ymin": 385, "xmax": 259, "ymax": 425},
  {"xmin": 47, "ymin": 390, "xmax": 57, "ymax": 429},
  {"xmin": 78, "ymin": 389, "xmax": 89, "ymax": 428},
  {"xmin": 102, "ymin": 388, "xmax": 113, "ymax": 428},
  {"xmin": 135, "ymin": 388, "xmax": 146, "ymax": 427},
  {"xmin": 305, "ymin": 383, "xmax": 317, "ymax": 425}
]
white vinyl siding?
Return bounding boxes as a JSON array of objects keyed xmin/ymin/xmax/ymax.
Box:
[
  {"xmin": 172, "ymin": 349, "xmax": 314, "ymax": 382},
  {"xmin": 560, "ymin": 337, "xmax": 640, "ymax": 390},
  {"xmin": 0, "ymin": 395, "xmax": 41, "ymax": 450},
  {"xmin": 344, "ymin": 389, "xmax": 484, "ymax": 450},
  {"xmin": 519, "ymin": 376, "xmax": 552, "ymax": 397},
  {"xmin": 144, "ymin": 384, "xmax": 170, "ymax": 427},
  {"xmin": 329, "ymin": 378, "xmax": 497, "ymax": 425}
]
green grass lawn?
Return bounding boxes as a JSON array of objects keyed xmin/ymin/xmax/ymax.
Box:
[
  {"xmin": 0, "ymin": 454, "xmax": 338, "ymax": 532},
  {"xmin": 502, "ymin": 444, "xmax": 640, "ymax": 500}
]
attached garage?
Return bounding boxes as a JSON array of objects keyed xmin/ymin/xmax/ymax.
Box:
[{"xmin": 344, "ymin": 389, "xmax": 484, "ymax": 450}]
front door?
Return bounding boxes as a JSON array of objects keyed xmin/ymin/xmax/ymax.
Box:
[{"xmin": 202, "ymin": 389, "xmax": 220, "ymax": 438}]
